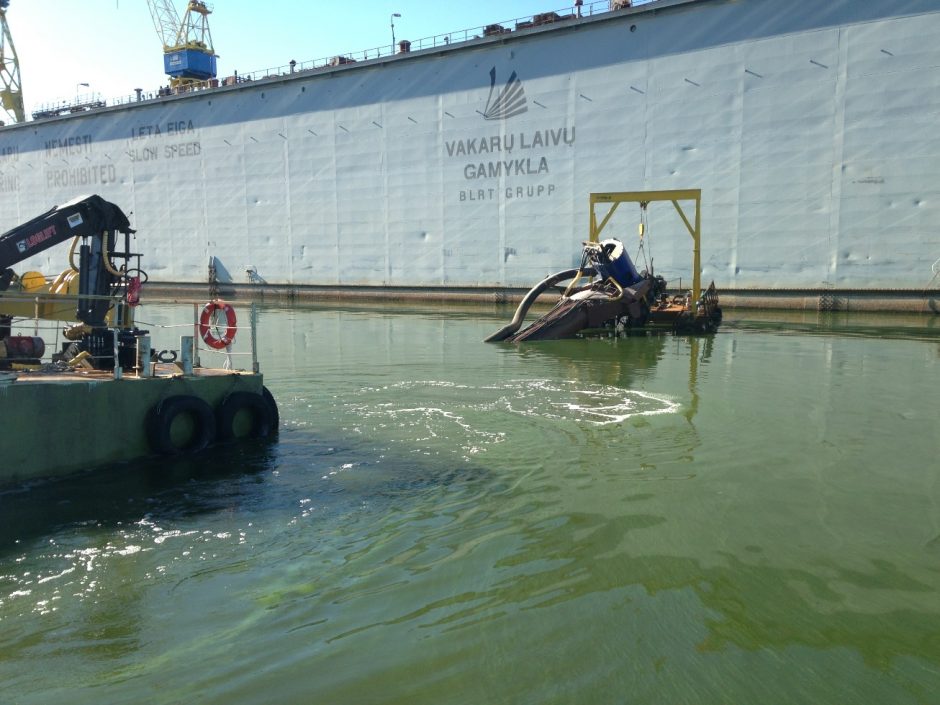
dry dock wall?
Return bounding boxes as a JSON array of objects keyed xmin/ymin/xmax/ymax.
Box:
[
  {"xmin": 146, "ymin": 282, "xmax": 940, "ymax": 314},
  {"xmin": 1, "ymin": 0, "xmax": 939, "ymax": 297}
]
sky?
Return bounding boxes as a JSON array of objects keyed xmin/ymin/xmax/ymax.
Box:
[{"xmin": 6, "ymin": 0, "xmax": 617, "ymax": 120}]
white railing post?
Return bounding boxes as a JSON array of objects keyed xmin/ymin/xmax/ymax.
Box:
[
  {"xmin": 250, "ymin": 303, "xmax": 259, "ymax": 373},
  {"xmin": 112, "ymin": 326, "xmax": 122, "ymax": 380},
  {"xmin": 193, "ymin": 302, "xmax": 201, "ymax": 368}
]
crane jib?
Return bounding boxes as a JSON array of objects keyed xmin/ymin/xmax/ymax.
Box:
[{"xmin": 0, "ymin": 195, "xmax": 133, "ymax": 273}]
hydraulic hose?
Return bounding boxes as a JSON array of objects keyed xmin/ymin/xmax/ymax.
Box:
[
  {"xmin": 67, "ymin": 236, "xmax": 81, "ymax": 272},
  {"xmin": 67, "ymin": 231, "xmax": 122, "ymax": 277},
  {"xmin": 484, "ymin": 266, "xmax": 596, "ymax": 343},
  {"xmin": 100, "ymin": 231, "xmax": 123, "ymax": 277}
]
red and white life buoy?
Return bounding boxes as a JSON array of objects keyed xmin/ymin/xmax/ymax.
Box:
[{"xmin": 199, "ymin": 300, "xmax": 237, "ymax": 349}]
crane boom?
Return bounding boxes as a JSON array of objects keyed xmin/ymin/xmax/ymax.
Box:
[
  {"xmin": 0, "ymin": 0, "xmax": 24, "ymax": 124},
  {"xmin": 0, "ymin": 195, "xmax": 136, "ymax": 329},
  {"xmin": 147, "ymin": 0, "xmax": 183, "ymax": 50}
]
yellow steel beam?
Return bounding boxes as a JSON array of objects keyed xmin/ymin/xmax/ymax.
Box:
[
  {"xmin": 670, "ymin": 200, "xmax": 695, "ymax": 238},
  {"xmin": 591, "ymin": 189, "xmax": 702, "ymax": 204},
  {"xmin": 588, "ymin": 189, "xmax": 702, "ymax": 313},
  {"xmin": 589, "ymin": 201, "xmax": 621, "ymax": 243},
  {"xmin": 669, "ymin": 199, "xmax": 701, "ymax": 310}
]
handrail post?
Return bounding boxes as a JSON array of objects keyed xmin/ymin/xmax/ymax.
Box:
[
  {"xmin": 193, "ymin": 302, "xmax": 201, "ymax": 368},
  {"xmin": 112, "ymin": 326, "xmax": 122, "ymax": 380},
  {"xmin": 250, "ymin": 303, "xmax": 259, "ymax": 373}
]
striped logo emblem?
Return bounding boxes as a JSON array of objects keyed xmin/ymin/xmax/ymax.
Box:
[{"xmin": 482, "ymin": 67, "xmax": 528, "ymax": 120}]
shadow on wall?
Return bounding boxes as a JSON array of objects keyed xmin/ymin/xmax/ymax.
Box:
[{"xmin": 208, "ymin": 255, "xmax": 234, "ymax": 284}]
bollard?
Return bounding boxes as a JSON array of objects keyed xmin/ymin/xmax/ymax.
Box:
[
  {"xmin": 179, "ymin": 335, "xmax": 194, "ymax": 375},
  {"xmin": 136, "ymin": 335, "xmax": 151, "ymax": 378}
]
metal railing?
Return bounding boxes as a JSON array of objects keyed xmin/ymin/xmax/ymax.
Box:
[
  {"xmin": 40, "ymin": 1, "xmax": 656, "ymax": 113},
  {"xmin": 1, "ymin": 290, "xmax": 259, "ymax": 379}
]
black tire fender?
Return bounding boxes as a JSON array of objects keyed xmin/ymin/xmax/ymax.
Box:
[
  {"xmin": 148, "ymin": 395, "xmax": 217, "ymax": 455},
  {"xmin": 216, "ymin": 391, "xmax": 274, "ymax": 441},
  {"xmin": 262, "ymin": 386, "xmax": 279, "ymax": 434}
]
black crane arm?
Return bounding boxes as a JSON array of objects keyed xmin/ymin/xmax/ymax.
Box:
[{"xmin": 0, "ymin": 195, "xmax": 133, "ymax": 272}]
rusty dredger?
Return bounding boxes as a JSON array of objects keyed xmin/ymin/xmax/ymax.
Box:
[{"xmin": 486, "ymin": 189, "xmax": 722, "ymax": 341}]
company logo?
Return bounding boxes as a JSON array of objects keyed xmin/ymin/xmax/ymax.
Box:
[
  {"xmin": 482, "ymin": 67, "xmax": 527, "ymax": 121},
  {"xmin": 15, "ymin": 224, "xmax": 57, "ymax": 254}
]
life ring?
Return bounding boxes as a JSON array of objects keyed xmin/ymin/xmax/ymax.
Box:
[
  {"xmin": 147, "ymin": 395, "xmax": 217, "ymax": 455},
  {"xmin": 215, "ymin": 391, "xmax": 274, "ymax": 441},
  {"xmin": 199, "ymin": 301, "xmax": 237, "ymax": 350}
]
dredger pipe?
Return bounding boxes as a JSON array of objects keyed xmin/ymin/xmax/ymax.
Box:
[{"xmin": 484, "ymin": 267, "xmax": 596, "ymax": 342}]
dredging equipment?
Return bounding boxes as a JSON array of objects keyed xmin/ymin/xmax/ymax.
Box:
[{"xmin": 486, "ymin": 189, "xmax": 722, "ymax": 342}]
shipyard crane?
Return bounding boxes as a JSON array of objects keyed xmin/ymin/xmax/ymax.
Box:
[
  {"xmin": 0, "ymin": 0, "xmax": 24, "ymax": 124},
  {"xmin": 146, "ymin": 0, "xmax": 217, "ymax": 88}
]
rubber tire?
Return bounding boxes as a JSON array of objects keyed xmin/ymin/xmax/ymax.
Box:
[
  {"xmin": 216, "ymin": 391, "xmax": 274, "ymax": 441},
  {"xmin": 148, "ymin": 395, "xmax": 217, "ymax": 455},
  {"xmin": 262, "ymin": 386, "xmax": 279, "ymax": 434}
]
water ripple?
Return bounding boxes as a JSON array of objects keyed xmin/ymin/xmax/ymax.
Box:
[
  {"xmin": 496, "ymin": 379, "xmax": 679, "ymax": 424},
  {"xmin": 343, "ymin": 379, "xmax": 679, "ymax": 461}
]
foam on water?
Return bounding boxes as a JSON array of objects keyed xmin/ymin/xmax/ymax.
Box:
[
  {"xmin": 496, "ymin": 379, "xmax": 679, "ymax": 425},
  {"xmin": 343, "ymin": 379, "xmax": 679, "ymax": 461}
]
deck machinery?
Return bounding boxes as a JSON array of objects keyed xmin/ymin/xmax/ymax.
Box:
[
  {"xmin": 0, "ymin": 195, "xmax": 147, "ymax": 369},
  {"xmin": 486, "ymin": 190, "xmax": 722, "ymax": 342}
]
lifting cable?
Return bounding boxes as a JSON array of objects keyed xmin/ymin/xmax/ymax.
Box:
[{"xmin": 635, "ymin": 202, "xmax": 652, "ymax": 275}]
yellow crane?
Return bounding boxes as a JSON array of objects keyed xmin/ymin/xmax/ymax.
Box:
[
  {"xmin": 0, "ymin": 0, "xmax": 24, "ymax": 124},
  {"xmin": 146, "ymin": 0, "xmax": 217, "ymax": 88}
]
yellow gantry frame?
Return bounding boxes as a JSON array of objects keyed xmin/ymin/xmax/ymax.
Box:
[{"xmin": 589, "ymin": 189, "xmax": 702, "ymax": 313}]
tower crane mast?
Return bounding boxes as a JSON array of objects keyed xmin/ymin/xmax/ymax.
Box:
[
  {"xmin": 0, "ymin": 0, "xmax": 24, "ymax": 124},
  {"xmin": 145, "ymin": 0, "xmax": 217, "ymax": 88}
]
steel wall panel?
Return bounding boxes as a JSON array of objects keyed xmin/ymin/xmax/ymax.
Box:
[{"xmin": 1, "ymin": 0, "xmax": 938, "ymax": 290}]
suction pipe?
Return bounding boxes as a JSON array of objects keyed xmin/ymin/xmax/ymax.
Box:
[{"xmin": 484, "ymin": 266, "xmax": 596, "ymax": 342}]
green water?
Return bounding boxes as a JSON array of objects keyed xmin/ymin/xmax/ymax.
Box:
[{"xmin": 1, "ymin": 306, "xmax": 938, "ymax": 704}]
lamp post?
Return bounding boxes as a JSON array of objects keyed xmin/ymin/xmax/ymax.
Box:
[
  {"xmin": 76, "ymin": 82, "xmax": 89, "ymax": 97},
  {"xmin": 390, "ymin": 13, "xmax": 401, "ymax": 54}
]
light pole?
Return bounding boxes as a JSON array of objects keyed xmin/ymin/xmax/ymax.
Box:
[
  {"xmin": 390, "ymin": 13, "xmax": 401, "ymax": 54},
  {"xmin": 76, "ymin": 82, "xmax": 89, "ymax": 96}
]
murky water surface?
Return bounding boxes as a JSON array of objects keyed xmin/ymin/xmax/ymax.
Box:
[{"xmin": 2, "ymin": 305, "xmax": 938, "ymax": 704}]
